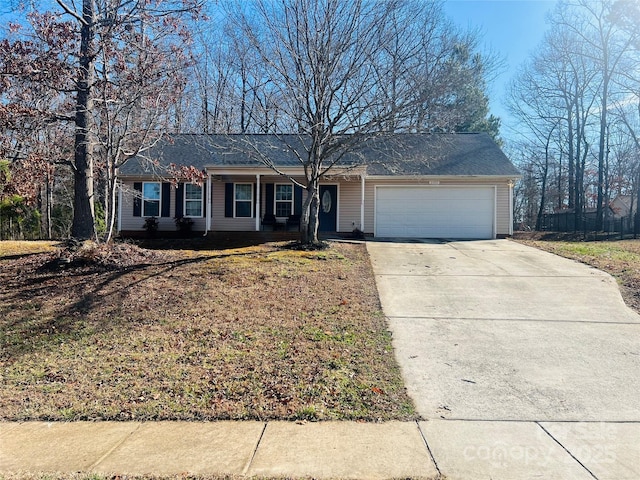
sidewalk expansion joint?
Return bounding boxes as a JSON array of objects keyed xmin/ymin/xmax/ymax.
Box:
[
  {"xmin": 536, "ymin": 422, "xmax": 599, "ymax": 480},
  {"xmin": 88, "ymin": 422, "xmax": 143, "ymax": 471},
  {"xmin": 415, "ymin": 420, "xmax": 442, "ymax": 478},
  {"xmin": 242, "ymin": 421, "xmax": 267, "ymax": 475}
]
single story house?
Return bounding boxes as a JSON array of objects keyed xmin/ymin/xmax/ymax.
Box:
[
  {"xmin": 117, "ymin": 133, "xmax": 520, "ymax": 239},
  {"xmin": 610, "ymin": 194, "xmax": 634, "ymax": 219}
]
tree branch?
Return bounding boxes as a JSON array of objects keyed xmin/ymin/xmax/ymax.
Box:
[{"xmin": 55, "ymin": 0, "xmax": 89, "ymax": 26}]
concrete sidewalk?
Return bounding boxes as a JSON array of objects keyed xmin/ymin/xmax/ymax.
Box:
[
  {"xmin": 1, "ymin": 420, "xmax": 439, "ymax": 479},
  {"xmin": 3, "ymin": 420, "xmax": 639, "ymax": 479}
]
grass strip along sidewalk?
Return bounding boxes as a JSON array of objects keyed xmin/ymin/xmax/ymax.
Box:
[{"xmin": 0, "ymin": 241, "xmax": 416, "ymax": 422}]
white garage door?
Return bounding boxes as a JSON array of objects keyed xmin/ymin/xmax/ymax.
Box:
[{"xmin": 375, "ymin": 186, "xmax": 495, "ymax": 239}]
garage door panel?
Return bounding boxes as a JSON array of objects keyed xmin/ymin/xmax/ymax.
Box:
[{"xmin": 375, "ymin": 186, "xmax": 494, "ymax": 239}]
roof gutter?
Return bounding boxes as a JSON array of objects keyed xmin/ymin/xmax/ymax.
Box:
[{"xmin": 364, "ymin": 174, "xmax": 522, "ymax": 181}]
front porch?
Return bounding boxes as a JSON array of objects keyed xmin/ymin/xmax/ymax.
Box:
[
  {"xmin": 117, "ymin": 170, "xmax": 366, "ymax": 236},
  {"xmin": 117, "ymin": 230, "xmax": 360, "ymax": 249},
  {"xmin": 118, "ymin": 229, "xmax": 295, "ymax": 242},
  {"xmin": 205, "ymin": 170, "xmax": 365, "ymax": 234}
]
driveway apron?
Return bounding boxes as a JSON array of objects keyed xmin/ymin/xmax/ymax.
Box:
[{"xmin": 367, "ymin": 239, "xmax": 640, "ymax": 479}]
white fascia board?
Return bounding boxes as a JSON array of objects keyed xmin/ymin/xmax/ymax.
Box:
[
  {"xmin": 206, "ymin": 165, "xmax": 363, "ymax": 177},
  {"xmin": 205, "ymin": 166, "xmax": 302, "ymax": 176},
  {"xmin": 365, "ymin": 174, "xmax": 521, "ymax": 182}
]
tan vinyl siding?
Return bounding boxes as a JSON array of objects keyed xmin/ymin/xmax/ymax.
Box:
[
  {"xmin": 258, "ymin": 176, "xmax": 308, "ymax": 220},
  {"xmin": 495, "ymin": 184, "xmax": 511, "ymax": 235},
  {"xmin": 338, "ymin": 180, "xmax": 362, "ymax": 232},
  {"xmin": 119, "ymin": 182, "xmax": 137, "ymax": 231},
  {"xmin": 364, "ymin": 181, "xmax": 376, "ymax": 234},
  {"xmin": 119, "ymin": 181, "xmax": 176, "ymax": 232},
  {"xmin": 211, "ymin": 175, "xmax": 309, "ymax": 231},
  {"xmin": 211, "ymin": 177, "xmax": 256, "ymax": 231},
  {"xmin": 119, "ymin": 181, "xmax": 206, "ymax": 232},
  {"xmin": 121, "ymin": 176, "xmax": 514, "ymax": 236}
]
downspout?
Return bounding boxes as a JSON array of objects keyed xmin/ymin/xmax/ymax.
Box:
[
  {"xmin": 255, "ymin": 174, "xmax": 261, "ymax": 231},
  {"xmin": 360, "ymin": 174, "xmax": 365, "ymax": 232},
  {"xmin": 494, "ymin": 186, "xmax": 498, "ymax": 239},
  {"xmin": 509, "ymin": 180, "xmax": 514, "ymax": 236},
  {"xmin": 204, "ymin": 173, "xmax": 212, "ymax": 235}
]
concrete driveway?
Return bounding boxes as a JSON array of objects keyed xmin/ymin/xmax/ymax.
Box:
[{"xmin": 367, "ymin": 239, "xmax": 640, "ymax": 479}]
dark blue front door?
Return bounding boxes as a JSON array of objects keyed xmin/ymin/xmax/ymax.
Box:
[{"xmin": 318, "ymin": 185, "xmax": 337, "ymax": 232}]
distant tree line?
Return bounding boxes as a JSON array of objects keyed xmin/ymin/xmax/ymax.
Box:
[
  {"xmin": 508, "ymin": 0, "xmax": 640, "ymax": 232},
  {"xmin": 0, "ymin": 0, "xmax": 500, "ymax": 241}
]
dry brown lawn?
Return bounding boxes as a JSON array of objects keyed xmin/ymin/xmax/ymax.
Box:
[
  {"xmin": 0, "ymin": 240, "xmax": 59, "ymax": 258},
  {"xmin": 0, "ymin": 240, "xmax": 416, "ymax": 422}
]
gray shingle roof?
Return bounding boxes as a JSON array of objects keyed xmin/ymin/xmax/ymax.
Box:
[{"xmin": 119, "ymin": 133, "xmax": 519, "ymax": 177}]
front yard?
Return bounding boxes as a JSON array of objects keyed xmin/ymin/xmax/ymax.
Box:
[{"xmin": 0, "ymin": 240, "xmax": 416, "ymax": 422}]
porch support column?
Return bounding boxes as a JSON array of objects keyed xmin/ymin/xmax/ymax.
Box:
[
  {"xmin": 255, "ymin": 174, "xmax": 261, "ymax": 231},
  {"xmin": 117, "ymin": 181, "xmax": 122, "ymax": 233},
  {"xmin": 360, "ymin": 174, "xmax": 365, "ymax": 231},
  {"xmin": 206, "ymin": 173, "xmax": 212, "ymax": 233}
]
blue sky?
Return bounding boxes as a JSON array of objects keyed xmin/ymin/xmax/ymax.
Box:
[
  {"xmin": 443, "ymin": 0, "xmax": 556, "ymax": 134},
  {"xmin": 1, "ymin": 0, "xmax": 556, "ymax": 137}
]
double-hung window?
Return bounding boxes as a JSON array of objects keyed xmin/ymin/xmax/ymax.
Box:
[
  {"xmin": 275, "ymin": 184, "xmax": 293, "ymax": 217},
  {"xmin": 184, "ymin": 183, "xmax": 203, "ymax": 217},
  {"xmin": 234, "ymin": 183, "xmax": 253, "ymax": 217},
  {"xmin": 142, "ymin": 182, "xmax": 161, "ymax": 217}
]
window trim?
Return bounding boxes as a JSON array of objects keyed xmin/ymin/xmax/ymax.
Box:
[
  {"xmin": 234, "ymin": 183, "xmax": 254, "ymax": 218},
  {"xmin": 142, "ymin": 181, "xmax": 161, "ymax": 217},
  {"xmin": 274, "ymin": 183, "xmax": 294, "ymax": 218},
  {"xmin": 183, "ymin": 183, "xmax": 203, "ymax": 218}
]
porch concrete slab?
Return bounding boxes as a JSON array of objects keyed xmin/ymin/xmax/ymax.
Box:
[
  {"xmin": 93, "ymin": 421, "xmax": 265, "ymax": 476},
  {"xmin": 246, "ymin": 420, "xmax": 438, "ymax": 479},
  {"xmin": 389, "ymin": 317, "xmax": 640, "ymax": 421},
  {"xmin": 540, "ymin": 422, "xmax": 640, "ymax": 480},
  {"xmin": 421, "ymin": 420, "xmax": 595, "ymax": 480},
  {"xmin": 0, "ymin": 421, "xmax": 141, "ymax": 472}
]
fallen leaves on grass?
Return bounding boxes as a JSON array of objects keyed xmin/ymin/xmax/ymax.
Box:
[{"xmin": 0, "ymin": 241, "xmax": 416, "ymax": 422}]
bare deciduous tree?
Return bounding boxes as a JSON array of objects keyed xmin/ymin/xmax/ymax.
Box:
[
  {"xmin": 225, "ymin": 0, "xmax": 497, "ymax": 244},
  {"xmin": 2, "ymin": 0, "xmax": 202, "ymax": 240},
  {"xmin": 509, "ymin": 0, "xmax": 640, "ymax": 233}
]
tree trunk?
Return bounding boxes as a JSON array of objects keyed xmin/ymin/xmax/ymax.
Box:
[
  {"xmin": 574, "ymin": 92, "xmax": 588, "ymax": 232},
  {"xmin": 567, "ymin": 103, "xmax": 575, "ymax": 210},
  {"xmin": 300, "ymin": 177, "xmax": 321, "ymax": 245},
  {"xmin": 105, "ymin": 166, "xmax": 118, "ymax": 243},
  {"xmin": 71, "ymin": 0, "xmax": 96, "ymax": 240},
  {"xmin": 536, "ymin": 138, "xmax": 552, "ymax": 231},
  {"xmin": 46, "ymin": 171, "xmax": 53, "ymax": 239},
  {"xmin": 308, "ymin": 188, "xmax": 320, "ymax": 244},
  {"xmin": 596, "ymin": 76, "xmax": 609, "ymax": 231}
]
